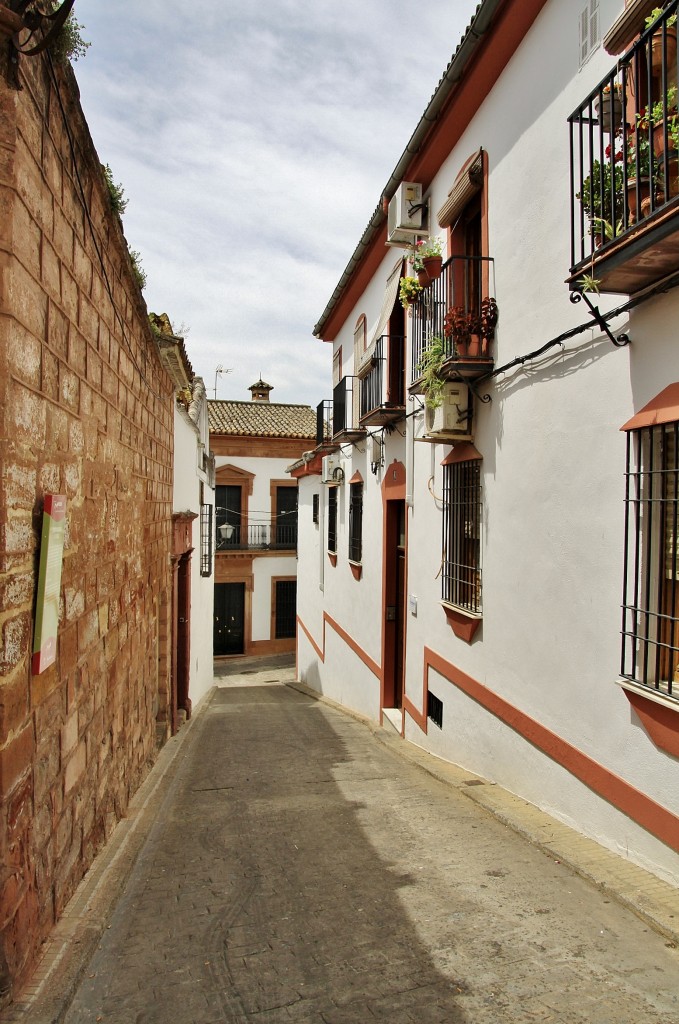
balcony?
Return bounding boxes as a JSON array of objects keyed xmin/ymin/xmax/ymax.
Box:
[
  {"xmin": 216, "ymin": 523, "xmax": 297, "ymax": 552},
  {"xmin": 568, "ymin": 2, "xmax": 679, "ymax": 294},
  {"xmin": 316, "ymin": 399, "xmax": 336, "ymax": 450},
  {"xmin": 333, "ymin": 376, "xmax": 366, "ymax": 442},
  {"xmin": 359, "ymin": 335, "xmax": 406, "ymax": 426},
  {"xmin": 409, "ymin": 255, "xmax": 497, "ymax": 389}
]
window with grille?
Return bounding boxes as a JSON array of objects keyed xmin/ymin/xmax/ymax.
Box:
[
  {"xmin": 349, "ymin": 481, "xmax": 363, "ymax": 563},
  {"xmin": 427, "ymin": 691, "xmax": 443, "ymax": 729},
  {"xmin": 328, "ymin": 486, "xmax": 337, "ymax": 554},
  {"xmin": 621, "ymin": 422, "xmax": 679, "ymax": 699},
  {"xmin": 442, "ymin": 458, "xmax": 482, "ymax": 613},
  {"xmin": 312, "ymin": 493, "xmax": 319, "ymax": 525},
  {"xmin": 200, "ymin": 504, "xmax": 213, "ymax": 577}
]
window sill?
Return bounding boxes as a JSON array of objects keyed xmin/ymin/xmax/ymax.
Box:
[
  {"xmin": 327, "ymin": 552, "xmax": 337, "ymax": 567},
  {"xmin": 348, "ymin": 560, "xmax": 362, "ymax": 581},
  {"xmin": 441, "ymin": 602, "xmax": 482, "ymax": 643},
  {"xmin": 616, "ymin": 678, "xmax": 679, "ymax": 757}
]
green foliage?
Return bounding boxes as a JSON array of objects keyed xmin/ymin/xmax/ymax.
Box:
[
  {"xmin": 416, "ymin": 335, "xmax": 447, "ymax": 410},
  {"xmin": 399, "ymin": 276, "xmax": 422, "ymax": 310},
  {"xmin": 577, "ymin": 273, "xmax": 601, "ymax": 294},
  {"xmin": 128, "ymin": 249, "xmax": 147, "ymax": 291},
  {"xmin": 576, "ymin": 159, "xmax": 625, "ymax": 229},
  {"xmin": 645, "ymin": 6, "xmax": 677, "ymax": 30},
  {"xmin": 102, "ymin": 164, "xmax": 128, "ymax": 217},
  {"xmin": 48, "ymin": 6, "xmax": 90, "ymax": 64}
]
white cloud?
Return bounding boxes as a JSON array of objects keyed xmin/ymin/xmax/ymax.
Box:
[{"xmin": 72, "ymin": 0, "xmax": 480, "ymax": 406}]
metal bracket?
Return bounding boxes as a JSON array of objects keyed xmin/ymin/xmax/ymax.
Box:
[
  {"xmin": 10, "ymin": 0, "xmax": 76, "ymax": 58},
  {"xmin": 570, "ymin": 290, "xmax": 630, "ymax": 347}
]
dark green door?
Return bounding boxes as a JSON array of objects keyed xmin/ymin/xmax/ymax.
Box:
[{"xmin": 214, "ymin": 582, "xmax": 245, "ymax": 655}]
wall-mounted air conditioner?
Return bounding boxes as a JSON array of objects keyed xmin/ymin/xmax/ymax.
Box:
[
  {"xmin": 321, "ymin": 452, "xmax": 344, "ymax": 484},
  {"xmin": 424, "ymin": 383, "xmax": 473, "ymax": 440},
  {"xmin": 387, "ymin": 182, "xmax": 429, "ymax": 246},
  {"xmin": 368, "ymin": 434, "xmax": 383, "ymax": 468}
]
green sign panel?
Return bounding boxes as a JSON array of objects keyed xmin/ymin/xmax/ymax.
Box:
[{"xmin": 32, "ymin": 494, "xmax": 67, "ymax": 675}]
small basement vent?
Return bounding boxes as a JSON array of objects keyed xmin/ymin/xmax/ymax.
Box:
[{"xmin": 427, "ymin": 691, "xmax": 443, "ymax": 729}]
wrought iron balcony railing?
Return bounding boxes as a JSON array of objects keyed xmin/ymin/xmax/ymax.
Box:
[
  {"xmin": 359, "ymin": 335, "xmax": 405, "ymax": 423},
  {"xmin": 216, "ymin": 523, "xmax": 298, "ymax": 551},
  {"xmin": 333, "ymin": 376, "xmax": 364, "ymax": 439},
  {"xmin": 568, "ymin": 1, "xmax": 679, "ymax": 292},
  {"xmin": 316, "ymin": 399, "xmax": 333, "ymax": 447},
  {"xmin": 409, "ymin": 255, "xmax": 496, "ymax": 386}
]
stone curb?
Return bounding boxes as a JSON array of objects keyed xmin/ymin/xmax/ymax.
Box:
[{"xmin": 286, "ymin": 679, "xmax": 679, "ymax": 949}]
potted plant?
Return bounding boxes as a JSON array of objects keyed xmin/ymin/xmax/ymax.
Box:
[
  {"xmin": 443, "ymin": 305, "xmax": 472, "ymax": 356},
  {"xmin": 593, "ymin": 83, "xmax": 624, "ymax": 134},
  {"xmin": 645, "ymin": 7, "xmax": 678, "ymax": 76},
  {"xmin": 409, "ymin": 236, "xmax": 444, "ymax": 285},
  {"xmin": 576, "ymin": 158, "xmax": 625, "ymax": 241},
  {"xmin": 626, "ymin": 119, "xmax": 653, "ymax": 221},
  {"xmin": 399, "ymin": 275, "xmax": 423, "ymax": 312},
  {"xmin": 416, "ymin": 335, "xmax": 446, "ymax": 409}
]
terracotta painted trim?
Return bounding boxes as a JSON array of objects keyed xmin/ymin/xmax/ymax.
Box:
[
  {"xmin": 297, "ymin": 612, "xmax": 380, "ymax": 679},
  {"xmin": 442, "ymin": 603, "xmax": 482, "ymax": 643},
  {"xmin": 404, "ymin": 694, "xmax": 427, "ymax": 733},
  {"xmin": 422, "ymin": 646, "xmax": 679, "ymax": 855},
  {"xmin": 620, "ymin": 382, "xmax": 679, "ymax": 431},
  {"xmin": 349, "ymin": 470, "xmax": 364, "ymax": 485},
  {"xmin": 349, "ymin": 561, "xmax": 362, "ymax": 581},
  {"xmin": 622, "ymin": 688, "xmax": 679, "ymax": 758},
  {"xmin": 319, "ymin": 0, "xmax": 550, "ymax": 342},
  {"xmin": 327, "ymin": 552, "xmax": 338, "ymax": 567}
]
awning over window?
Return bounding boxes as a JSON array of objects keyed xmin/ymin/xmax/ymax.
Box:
[
  {"xmin": 620, "ymin": 383, "xmax": 679, "ymax": 431},
  {"xmin": 441, "ymin": 442, "xmax": 482, "ymax": 465},
  {"xmin": 356, "ymin": 257, "xmax": 404, "ymax": 379},
  {"xmin": 437, "ymin": 149, "xmax": 483, "ymax": 228}
]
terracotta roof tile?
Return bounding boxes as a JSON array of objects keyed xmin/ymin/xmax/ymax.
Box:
[{"xmin": 208, "ymin": 399, "xmax": 316, "ymax": 439}]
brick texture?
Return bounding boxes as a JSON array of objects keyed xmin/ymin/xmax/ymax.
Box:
[{"xmin": 0, "ymin": 48, "xmax": 173, "ymax": 1004}]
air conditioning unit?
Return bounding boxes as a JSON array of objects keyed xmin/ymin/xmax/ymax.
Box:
[
  {"xmin": 368, "ymin": 434, "xmax": 383, "ymax": 468},
  {"xmin": 424, "ymin": 383, "xmax": 473, "ymax": 440},
  {"xmin": 321, "ymin": 452, "xmax": 344, "ymax": 484},
  {"xmin": 387, "ymin": 182, "xmax": 429, "ymax": 246}
]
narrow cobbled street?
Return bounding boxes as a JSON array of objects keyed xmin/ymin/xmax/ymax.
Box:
[{"xmin": 44, "ymin": 660, "xmax": 679, "ymax": 1022}]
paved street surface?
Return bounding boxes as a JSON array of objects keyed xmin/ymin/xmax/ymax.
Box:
[{"xmin": 41, "ymin": 660, "xmax": 679, "ymax": 1021}]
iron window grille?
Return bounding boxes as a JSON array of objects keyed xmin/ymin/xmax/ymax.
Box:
[
  {"xmin": 621, "ymin": 422, "xmax": 679, "ymax": 699},
  {"xmin": 349, "ymin": 482, "xmax": 363, "ymax": 563},
  {"xmin": 274, "ymin": 580, "xmax": 297, "ymax": 639},
  {"xmin": 427, "ymin": 691, "xmax": 444, "ymax": 729},
  {"xmin": 312, "ymin": 493, "xmax": 319, "ymax": 525},
  {"xmin": 200, "ymin": 503, "xmax": 213, "ymax": 577},
  {"xmin": 328, "ymin": 486, "xmax": 338, "ymax": 554},
  {"xmin": 442, "ymin": 459, "xmax": 482, "ymax": 613}
]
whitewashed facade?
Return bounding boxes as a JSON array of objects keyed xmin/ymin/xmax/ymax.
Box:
[
  {"xmin": 292, "ymin": 0, "xmax": 679, "ymax": 884},
  {"xmin": 173, "ymin": 378, "xmax": 215, "ymax": 714}
]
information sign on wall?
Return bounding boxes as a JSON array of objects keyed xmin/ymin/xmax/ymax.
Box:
[{"xmin": 32, "ymin": 494, "xmax": 67, "ymax": 675}]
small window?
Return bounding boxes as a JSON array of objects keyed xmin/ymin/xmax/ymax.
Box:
[
  {"xmin": 579, "ymin": 0, "xmax": 600, "ymax": 66},
  {"xmin": 427, "ymin": 691, "xmax": 443, "ymax": 729},
  {"xmin": 442, "ymin": 458, "xmax": 482, "ymax": 613},
  {"xmin": 312, "ymin": 493, "xmax": 319, "ymax": 525},
  {"xmin": 333, "ymin": 348, "xmax": 342, "ymax": 388},
  {"xmin": 349, "ymin": 481, "xmax": 363, "ymax": 563},
  {"xmin": 328, "ymin": 486, "xmax": 337, "ymax": 554}
]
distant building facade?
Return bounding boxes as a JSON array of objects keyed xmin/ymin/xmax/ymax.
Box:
[{"xmin": 209, "ymin": 383, "xmax": 315, "ymax": 657}]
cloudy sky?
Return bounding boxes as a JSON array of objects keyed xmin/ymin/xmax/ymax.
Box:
[{"xmin": 71, "ymin": 0, "xmax": 480, "ymax": 408}]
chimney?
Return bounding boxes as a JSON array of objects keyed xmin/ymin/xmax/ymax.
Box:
[{"xmin": 249, "ymin": 379, "xmax": 273, "ymax": 402}]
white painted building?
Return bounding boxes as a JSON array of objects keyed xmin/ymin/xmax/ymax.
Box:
[
  {"xmin": 291, "ymin": 0, "xmax": 679, "ymax": 884},
  {"xmin": 209, "ymin": 382, "xmax": 316, "ymax": 658},
  {"xmin": 153, "ymin": 314, "xmax": 216, "ymax": 727}
]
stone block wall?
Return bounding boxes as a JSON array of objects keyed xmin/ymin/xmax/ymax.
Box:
[{"xmin": 0, "ymin": 42, "xmax": 173, "ymax": 1001}]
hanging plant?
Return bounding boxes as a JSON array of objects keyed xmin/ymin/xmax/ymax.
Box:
[
  {"xmin": 399, "ymin": 276, "xmax": 423, "ymax": 311},
  {"xmin": 416, "ymin": 335, "xmax": 447, "ymax": 410}
]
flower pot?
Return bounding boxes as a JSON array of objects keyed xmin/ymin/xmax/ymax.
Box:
[
  {"xmin": 656, "ymin": 154, "xmax": 679, "ymax": 200},
  {"xmin": 627, "ymin": 176, "xmax": 651, "ymax": 222},
  {"xmin": 417, "ymin": 268, "xmax": 431, "ymax": 287},
  {"xmin": 422, "ymin": 255, "xmax": 443, "ymax": 281},
  {"xmin": 651, "ymin": 26, "xmax": 677, "ymax": 77},
  {"xmin": 594, "ymin": 91, "xmax": 623, "ymax": 133}
]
